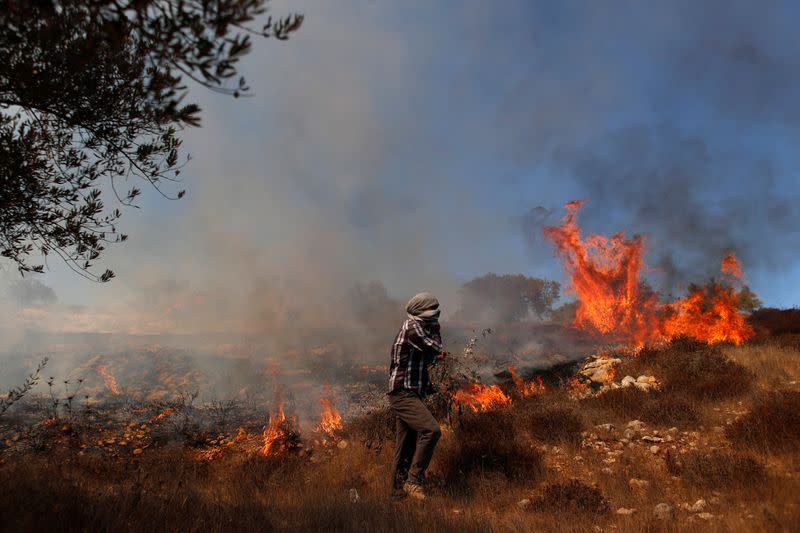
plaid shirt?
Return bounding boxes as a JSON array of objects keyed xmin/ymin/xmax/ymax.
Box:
[{"xmin": 388, "ymin": 318, "xmax": 443, "ymax": 396}]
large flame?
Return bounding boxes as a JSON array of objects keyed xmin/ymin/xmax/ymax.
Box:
[
  {"xmin": 509, "ymin": 366, "xmax": 546, "ymax": 397},
  {"xmin": 544, "ymin": 201, "xmax": 754, "ymax": 346},
  {"xmin": 453, "ymin": 383, "xmax": 511, "ymax": 412},
  {"xmin": 95, "ymin": 365, "xmax": 121, "ymax": 395},
  {"xmin": 543, "ymin": 200, "xmax": 659, "ymax": 346},
  {"xmin": 314, "ymin": 386, "xmax": 343, "ymax": 437}
]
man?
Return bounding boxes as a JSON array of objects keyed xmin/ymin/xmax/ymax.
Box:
[{"xmin": 388, "ymin": 292, "xmax": 447, "ymax": 500}]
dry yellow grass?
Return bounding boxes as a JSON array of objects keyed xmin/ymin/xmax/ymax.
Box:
[{"xmin": 1, "ymin": 339, "xmax": 799, "ymax": 531}]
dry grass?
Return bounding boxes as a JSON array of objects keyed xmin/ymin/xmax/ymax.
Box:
[
  {"xmin": 530, "ymin": 479, "xmax": 610, "ymax": 515},
  {"xmin": 2, "ymin": 335, "xmax": 800, "ymax": 531},
  {"xmin": 726, "ymin": 390, "xmax": 800, "ymax": 453},
  {"xmin": 665, "ymin": 449, "xmax": 766, "ymax": 488},
  {"xmin": 723, "ymin": 341, "xmax": 800, "ymax": 388}
]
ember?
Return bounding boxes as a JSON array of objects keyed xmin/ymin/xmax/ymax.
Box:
[
  {"xmin": 95, "ymin": 365, "xmax": 121, "ymax": 395},
  {"xmin": 453, "ymin": 383, "xmax": 511, "ymax": 412},
  {"xmin": 544, "ymin": 201, "xmax": 755, "ymax": 346}
]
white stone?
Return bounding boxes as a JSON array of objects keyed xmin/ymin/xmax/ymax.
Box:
[{"xmin": 654, "ymin": 503, "xmax": 674, "ymax": 520}]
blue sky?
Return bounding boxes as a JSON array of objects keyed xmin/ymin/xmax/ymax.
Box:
[{"xmin": 3, "ymin": 0, "xmax": 800, "ymax": 338}]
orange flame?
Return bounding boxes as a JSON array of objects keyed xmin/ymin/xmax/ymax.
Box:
[
  {"xmin": 568, "ymin": 376, "xmax": 590, "ymax": 398},
  {"xmin": 721, "ymin": 251, "xmax": 745, "ymax": 280},
  {"xmin": 261, "ymin": 402, "xmax": 287, "ymax": 456},
  {"xmin": 453, "ymin": 383, "xmax": 511, "ymax": 412},
  {"xmin": 509, "ymin": 366, "xmax": 546, "ymax": 397},
  {"xmin": 148, "ymin": 407, "xmax": 174, "ymax": 423},
  {"xmin": 662, "ymin": 284, "xmax": 754, "ymax": 345},
  {"xmin": 544, "ymin": 201, "xmax": 754, "ymax": 346},
  {"xmin": 314, "ymin": 386, "xmax": 343, "ymax": 437},
  {"xmin": 95, "ymin": 365, "xmax": 121, "ymax": 395}
]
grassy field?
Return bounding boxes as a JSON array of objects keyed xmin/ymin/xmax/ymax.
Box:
[{"xmin": 1, "ymin": 335, "xmax": 799, "ymax": 532}]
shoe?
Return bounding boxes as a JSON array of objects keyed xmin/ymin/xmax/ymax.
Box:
[{"xmin": 403, "ymin": 481, "xmax": 427, "ymax": 500}]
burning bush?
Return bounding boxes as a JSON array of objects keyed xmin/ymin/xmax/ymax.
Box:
[
  {"xmin": 530, "ymin": 479, "xmax": 610, "ymax": 515},
  {"xmin": 725, "ymin": 390, "xmax": 800, "ymax": 453},
  {"xmin": 435, "ymin": 410, "xmax": 544, "ymax": 483},
  {"xmin": 665, "ymin": 450, "xmax": 765, "ymax": 487}
]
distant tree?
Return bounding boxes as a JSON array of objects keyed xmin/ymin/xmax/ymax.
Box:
[
  {"xmin": 0, "ymin": 1, "xmax": 302, "ymax": 281},
  {"xmin": 550, "ymin": 300, "xmax": 578, "ymax": 325},
  {"xmin": 456, "ymin": 273, "xmax": 560, "ymax": 323},
  {"xmin": 8, "ymin": 278, "xmax": 57, "ymax": 306}
]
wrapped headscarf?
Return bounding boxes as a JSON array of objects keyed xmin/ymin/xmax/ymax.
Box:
[{"xmin": 406, "ymin": 292, "xmax": 441, "ymax": 323}]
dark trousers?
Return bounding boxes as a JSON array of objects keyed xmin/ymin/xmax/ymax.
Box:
[{"xmin": 388, "ymin": 389, "xmax": 441, "ymax": 493}]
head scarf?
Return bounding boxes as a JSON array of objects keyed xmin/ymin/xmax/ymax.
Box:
[{"xmin": 406, "ymin": 292, "xmax": 441, "ymax": 323}]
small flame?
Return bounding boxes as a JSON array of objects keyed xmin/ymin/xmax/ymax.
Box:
[
  {"xmin": 453, "ymin": 383, "xmax": 511, "ymax": 412},
  {"xmin": 261, "ymin": 402, "xmax": 287, "ymax": 456},
  {"xmin": 148, "ymin": 407, "xmax": 174, "ymax": 423},
  {"xmin": 95, "ymin": 365, "xmax": 121, "ymax": 395},
  {"xmin": 509, "ymin": 366, "xmax": 546, "ymax": 397},
  {"xmin": 314, "ymin": 386, "xmax": 343, "ymax": 437},
  {"xmin": 721, "ymin": 251, "xmax": 745, "ymax": 280},
  {"xmin": 568, "ymin": 376, "xmax": 590, "ymax": 398}
]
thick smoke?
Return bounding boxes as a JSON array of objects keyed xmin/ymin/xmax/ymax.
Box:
[{"xmin": 2, "ymin": 1, "xmax": 800, "ymax": 395}]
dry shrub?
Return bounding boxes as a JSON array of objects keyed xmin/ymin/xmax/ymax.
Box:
[
  {"xmin": 640, "ymin": 394, "xmax": 700, "ymax": 427},
  {"xmin": 531, "ymin": 479, "xmax": 610, "ymax": 515},
  {"xmin": 635, "ymin": 338, "xmax": 753, "ymax": 400},
  {"xmin": 346, "ymin": 407, "xmax": 394, "ymax": 450},
  {"xmin": 517, "ymin": 397, "xmax": 585, "ymax": 445},
  {"xmin": 748, "ymin": 307, "xmax": 800, "ymax": 336},
  {"xmin": 726, "ymin": 390, "xmax": 800, "ymax": 453},
  {"xmin": 435, "ymin": 410, "xmax": 544, "ymax": 483},
  {"xmin": 665, "ymin": 450, "xmax": 765, "ymax": 487},
  {"xmin": 581, "ymin": 386, "xmax": 649, "ymax": 420}
]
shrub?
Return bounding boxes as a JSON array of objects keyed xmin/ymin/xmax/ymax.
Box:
[
  {"xmin": 518, "ymin": 398, "xmax": 585, "ymax": 445},
  {"xmin": 346, "ymin": 407, "xmax": 395, "ymax": 451},
  {"xmin": 635, "ymin": 338, "xmax": 753, "ymax": 400},
  {"xmin": 436, "ymin": 410, "xmax": 544, "ymax": 483},
  {"xmin": 530, "ymin": 479, "xmax": 609, "ymax": 515},
  {"xmin": 640, "ymin": 395, "xmax": 700, "ymax": 427},
  {"xmin": 726, "ymin": 391, "xmax": 800, "ymax": 452},
  {"xmin": 665, "ymin": 450, "xmax": 765, "ymax": 487}
]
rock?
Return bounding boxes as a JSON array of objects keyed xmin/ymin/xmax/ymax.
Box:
[
  {"xmin": 697, "ymin": 512, "xmax": 714, "ymax": 520},
  {"xmin": 654, "ymin": 503, "xmax": 674, "ymax": 520},
  {"xmin": 634, "ymin": 382, "xmax": 651, "ymax": 392},
  {"xmin": 642, "ymin": 435, "xmax": 664, "ymax": 443},
  {"xmin": 616, "ymin": 508, "xmax": 636, "ymax": 515},
  {"xmin": 623, "ymin": 429, "xmax": 635, "ymax": 440},
  {"xmin": 517, "ymin": 498, "xmax": 532, "ymax": 510},
  {"xmin": 687, "ymin": 499, "xmax": 708, "ymax": 512},
  {"xmin": 709, "ymin": 496, "xmax": 721, "ymax": 506},
  {"xmin": 337, "ymin": 440, "xmax": 349, "ymax": 449},
  {"xmin": 667, "ymin": 427, "xmax": 679, "ymax": 435},
  {"xmin": 595, "ymin": 423, "xmax": 614, "ymax": 431},
  {"xmin": 601, "ymin": 467, "xmax": 613, "ymax": 475},
  {"xmin": 349, "ymin": 488, "xmax": 360, "ymax": 503},
  {"xmin": 621, "ymin": 375, "xmax": 636, "ymax": 387},
  {"xmin": 650, "ymin": 445, "xmax": 660, "ymax": 454},
  {"xmin": 628, "ymin": 478, "xmax": 650, "ymax": 490},
  {"xmin": 627, "ymin": 420, "xmax": 646, "ymax": 432}
]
